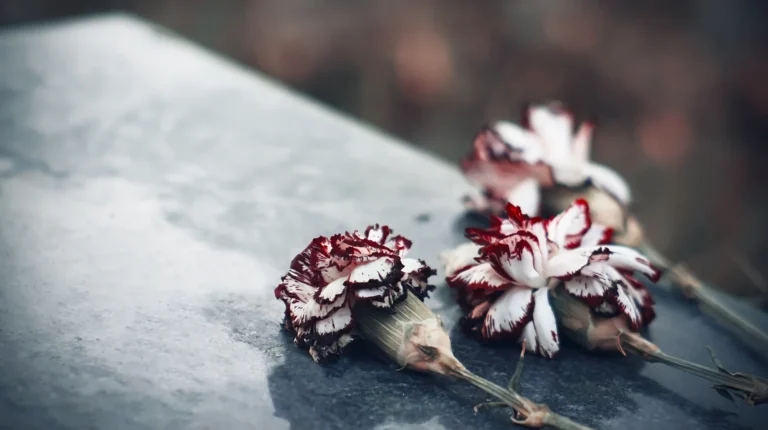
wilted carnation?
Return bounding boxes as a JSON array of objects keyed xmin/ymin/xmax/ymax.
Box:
[
  {"xmin": 461, "ymin": 102, "xmax": 631, "ymax": 224},
  {"xmin": 275, "ymin": 224, "xmax": 436, "ymax": 362},
  {"xmin": 440, "ymin": 200, "xmax": 660, "ymax": 358}
]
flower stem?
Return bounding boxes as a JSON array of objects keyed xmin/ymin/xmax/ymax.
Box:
[
  {"xmin": 451, "ymin": 367, "xmax": 592, "ymax": 430},
  {"xmin": 619, "ymin": 331, "xmax": 768, "ymax": 406},
  {"xmin": 356, "ymin": 293, "xmax": 593, "ymax": 429},
  {"xmin": 636, "ymin": 240, "xmax": 768, "ymax": 358}
]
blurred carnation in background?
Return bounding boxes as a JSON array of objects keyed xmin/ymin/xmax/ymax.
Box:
[{"xmin": 2, "ymin": 0, "xmax": 767, "ymax": 300}]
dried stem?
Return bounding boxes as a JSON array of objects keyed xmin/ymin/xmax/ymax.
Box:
[
  {"xmin": 635, "ymin": 240, "xmax": 768, "ymax": 358},
  {"xmin": 356, "ymin": 293, "xmax": 593, "ymax": 429},
  {"xmin": 619, "ymin": 331, "xmax": 768, "ymax": 406},
  {"xmin": 551, "ymin": 289, "xmax": 768, "ymax": 406}
]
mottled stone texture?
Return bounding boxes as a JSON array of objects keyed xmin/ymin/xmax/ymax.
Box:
[{"xmin": 0, "ymin": 14, "xmax": 766, "ymax": 430}]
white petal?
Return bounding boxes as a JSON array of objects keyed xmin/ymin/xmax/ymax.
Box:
[
  {"xmin": 493, "ymin": 121, "xmax": 544, "ymax": 163},
  {"xmin": 504, "ymin": 177, "xmax": 541, "ymax": 217},
  {"xmin": 486, "ymin": 235, "xmax": 545, "ymax": 287},
  {"xmin": 579, "ymin": 246, "xmax": 659, "ymax": 281},
  {"xmin": 584, "ymin": 163, "xmax": 631, "ymax": 205},
  {"xmin": 347, "ymin": 257, "xmax": 397, "ymax": 285},
  {"xmin": 580, "ymin": 224, "xmax": 613, "ymax": 247},
  {"xmin": 528, "ymin": 105, "xmax": 572, "ymax": 159},
  {"xmin": 314, "ymin": 305, "xmax": 353, "ymax": 336},
  {"xmin": 564, "ymin": 276, "xmax": 606, "ymax": 306},
  {"xmin": 532, "ymin": 289, "xmax": 559, "ymax": 358},
  {"xmin": 401, "ymin": 257, "xmax": 425, "ymax": 274},
  {"xmin": 484, "ymin": 287, "xmax": 534, "ymax": 338},
  {"xmin": 571, "ymin": 122, "xmax": 594, "ymax": 165},
  {"xmin": 439, "ymin": 242, "xmax": 481, "ymax": 277},
  {"xmin": 289, "ymin": 291, "xmax": 347, "ymax": 325},
  {"xmin": 522, "ymin": 322, "xmax": 538, "ymax": 354},
  {"xmin": 548, "ymin": 199, "xmax": 590, "ymax": 248},
  {"xmin": 545, "ymin": 250, "xmax": 588, "ymax": 279},
  {"xmin": 448, "ymin": 262, "xmax": 511, "ymax": 290},
  {"xmin": 606, "ymin": 283, "xmax": 641, "ymax": 329},
  {"xmin": 316, "ymin": 276, "xmax": 348, "ymax": 303},
  {"xmin": 364, "ymin": 224, "xmax": 391, "ymax": 243},
  {"xmin": 355, "ymin": 285, "xmax": 388, "ymax": 299},
  {"xmin": 279, "ymin": 273, "xmax": 316, "ymax": 302}
]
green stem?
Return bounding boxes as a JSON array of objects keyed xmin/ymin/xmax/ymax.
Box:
[
  {"xmin": 452, "ymin": 368, "xmax": 593, "ymax": 430},
  {"xmin": 620, "ymin": 332, "xmax": 768, "ymax": 406},
  {"xmin": 636, "ymin": 240, "xmax": 768, "ymax": 358}
]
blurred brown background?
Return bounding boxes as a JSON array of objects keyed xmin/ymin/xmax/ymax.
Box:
[{"xmin": 2, "ymin": 0, "xmax": 767, "ymax": 300}]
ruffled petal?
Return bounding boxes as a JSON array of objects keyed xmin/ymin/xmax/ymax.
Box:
[
  {"xmin": 527, "ymin": 104, "xmax": 573, "ymax": 159},
  {"xmin": 579, "ymin": 246, "xmax": 661, "ymax": 281},
  {"xmin": 548, "ymin": 246, "xmax": 660, "ymax": 282},
  {"xmin": 548, "ymin": 199, "xmax": 591, "ymax": 249},
  {"xmin": 275, "ymin": 271, "xmax": 316, "ymax": 302},
  {"xmin": 364, "ymin": 224, "xmax": 392, "ymax": 244},
  {"xmin": 346, "ymin": 256, "xmax": 404, "ymax": 288},
  {"xmin": 493, "ymin": 121, "xmax": 544, "ymax": 163},
  {"xmin": 384, "ymin": 235, "xmax": 413, "ymax": 257},
  {"xmin": 531, "ymin": 289, "xmax": 560, "ymax": 358},
  {"xmin": 447, "ymin": 262, "xmax": 512, "ymax": 291},
  {"xmin": 579, "ymin": 223, "xmax": 614, "ymax": 247},
  {"xmin": 287, "ymin": 289, "xmax": 347, "ymax": 326},
  {"xmin": 584, "ymin": 162, "xmax": 632, "ymax": 206},
  {"xmin": 482, "ymin": 287, "xmax": 534, "ymax": 339},
  {"xmin": 314, "ymin": 304, "xmax": 354, "ymax": 337},
  {"xmin": 439, "ymin": 242, "xmax": 482, "ymax": 277},
  {"xmin": 484, "ymin": 232, "xmax": 545, "ymax": 287},
  {"xmin": 604, "ymin": 281, "xmax": 642, "ymax": 330},
  {"xmin": 314, "ymin": 276, "xmax": 348, "ymax": 304},
  {"xmin": 399, "ymin": 258, "xmax": 436, "ymax": 300},
  {"xmin": 564, "ymin": 276, "xmax": 606, "ymax": 308},
  {"xmin": 571, "ymin": 121, "xmax": 594, "ymax": 165},
  {"xmin": 367, "ymin": 281, "xmax": 406, "ymax": 309},
  {"xmin": 504, "ymin": 177, "xmax": 541, "ymax": 216}
]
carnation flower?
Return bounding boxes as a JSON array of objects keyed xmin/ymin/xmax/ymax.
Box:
[
  {"xmin": 461, "ymin": 102, "xmax": 631, "ymax": 231},
  {"xmin": 460, "ymin": 102, "xmax": 768, "ymax": 358},
  {"xmin": 441, "ymin": 199, "xmax": 660, "ymax": 358},
  {"xmin": 275, "ymin": 225, "xmax": 593, "ymax": 429},
  {"xmin": 275, "ymin": 224, "xmax": 435, "ymax": 362}
]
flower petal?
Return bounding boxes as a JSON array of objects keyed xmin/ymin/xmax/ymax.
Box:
[
  {"xmin": 364, "ymin": 224, "xmax": 392, "ymax": 244},
  {"xmin": 314, "ymin": 276, "xmax": 348, "ymax": 304},
  {"xmin": 548, "ymin": 199, "xmax": 591, "ymax": 249},
  {"xmin": 439, "ymin": 242, "xmax": 482, "ymax": 277},
  {"xmin": 384, "ymin": 235, "xmax": 413, "ymax": 257},
  {"xmin": 571, "ymin": 121, "xmax": 594, "ymax": 165},
  {"xmin": 579, "ymin": 246, "xmax": 661, "ymax": 281},
  {"xmin": 447, "ymin": 262, "xmax": 512, "ymax": 291},
  {"xmin": 604, "ymin": 281, "xmax": 641, "ymax": 330},
  {"xmin": 484, "ymin": 233, "xmax": 545, "ymax": 287},
  {"xmin": 314, "ymin": 304, "xmax": 354, "ymax": 337},
  {"xmin": 584, "ymin": 162, "xmax": 632, "ymax": 206},
  {"xmin": 579, "ymin": 223, "xmax": 614, "ymax": 247},
  {"xmin": 532, "ymin": 289, "xmax": 559, "ymax": 358},
  {"xmin": 346, "ymin": 256, "xmax": 404, "ymax": 288},
  {"xmin": 287, "ymin": 290, "xmax": 347, "ymax": 326},
  {"xmin": 564, "ymin": 276, "xmax": 606, "ymax": 307},
  {"xmin": 483, "ymin": 287, "xmax": 534, "ymax": 339},
  {"xmin": 275, "ymin": 270, "xmax": 316, "ymax": 301},
  {"xmin": 527, "ymin": 104, "xmax": 573, "ymax": 159},
  {"xmin": 504, "ymin": 177, "xmax": 541, "ymax": 216},
  {"xmin": 493, "ymin": 121, "xmax": 544, "ymax": 163},
  {"xmin": 548, "ymin": 246, "xmax": 660, "ymax": 282}
]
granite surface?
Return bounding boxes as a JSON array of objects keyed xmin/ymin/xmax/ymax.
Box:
[{"xmin": 0, "ymin": 14, "xmax": 766, "ymax": 430}]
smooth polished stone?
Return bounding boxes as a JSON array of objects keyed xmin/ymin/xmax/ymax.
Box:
[{"xmin": 0, "ymin": 14, "xmax": 766, "ymax": 430}]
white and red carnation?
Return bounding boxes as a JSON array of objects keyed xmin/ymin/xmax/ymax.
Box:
[
  {"xmin": 441, "ymin": 200, "xmax": 660, "ymax": 358},
  {"xmin": 275, "ymin": 224, "xmax": 436, "ymax": 363},
  {"xmin": 461, "ymin": 103, "xmax": 631, "ymax": 218}
]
